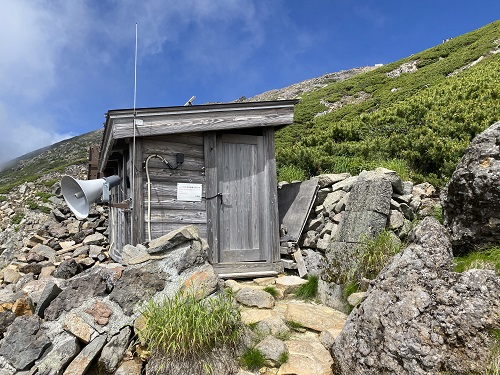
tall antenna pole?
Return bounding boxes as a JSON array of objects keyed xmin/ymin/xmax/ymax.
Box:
[{"xmin": 131, "ymin": 23, "xmax": 138, "ymax": 244}]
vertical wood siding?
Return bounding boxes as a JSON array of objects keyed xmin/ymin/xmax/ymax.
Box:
[{"xmin": 141, "ymin": 133, "xmax": 207, "ymax": 242}]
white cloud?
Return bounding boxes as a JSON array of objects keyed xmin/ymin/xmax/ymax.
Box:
[{"xmin": 0, "ymin": 0, "xmax": 287, "ymax": 164}]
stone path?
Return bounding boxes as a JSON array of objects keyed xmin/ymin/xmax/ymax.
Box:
[{"xmin": 227, "ymin": 275, "xmax": 347, "ymax": 375}]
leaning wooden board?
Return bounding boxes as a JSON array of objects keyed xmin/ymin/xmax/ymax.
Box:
[{"xmin": 278, "ymin": 177, "xmax": 319, "ymax": 243}]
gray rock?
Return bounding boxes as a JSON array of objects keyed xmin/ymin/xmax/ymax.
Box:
[
  {"xmin": 51, "ymin": 208, "xmax": 67, "ymax": 222},
  {"xmin": 33, "ymin": 336, "xmax": 80, "ymax": 375},
  {"xmin": 176, "ymin": 239, "xmax": 209, "ymax": 273},
  {"xmin": 18, "ymin": 263, "xmax": 43, "ymax": 275},
  {"xmin": 373, "ymin": 167, "xmax": 404, "ymax": 194},
  {"xmin": 43, "ymin": 272, "xmax": 108, "ymax": 321},
  {"xmin": 0, "ymin": 315, "xmax": 51, "ymax": 371},
  {"xmin": 63, "ymin": 335, "xmax": 107, "ymax": 375},
  {"xmin": 345, "ymin": 174, "xmax": 392, "ymax": 215},
  {"xmin": 52, "ymin": 259, "xmax": 82, "ymax": 280},
  {"xmin": 0, "ymin": 356, "xmax": 16, "ymax": 375},
  {"xmin": 346, "ymin": 291, "xmax": 366, "ymax": 307},
  {"xmin": 82, "ymin": 232, "xmax": 106, "ymax": 246},
  {"xmin": 388, "ymin": 210, "xmax": 405, "ymax": 230},
  {"xmin": 109, "ymin": 264, "xmax": 168, "ymax": 315},
  {"xmin": 88, "ymin": 244, "xmax": 102, "ymax": 259},
  {"xmin": 235, "ymin": 287, "xmax": 275, "ymax": 309},
  {"xmin": 333, "ymin": 210, "xmax": 387, "ymax": 242},
  {"xmin": 315, "ymin": 187, "xmax": 332, "ymax": 206},
  {"xmin": 334, "ymin": 192, "xmax": 349, "ymax": 213},
  {"xmin": 331, "ymin": 176, "xmax": 358, "ymax": 192},
  {"xmin": 255, "ymin": 335, "xmax": 287, "ymax": 365},
  {"xmin": 99, "ymin": 326, "xmax": 131, "ymax": 373},
  {"xmin": 316, "ymin": 234, "xmax": 331, "ymax": 253},
  {"xmin": 332, "ymin": 217, "xmax": 500, "ymax": 375},
  {"xmin": 147, "ymin": 225, "xmax": 200, "ymax": 254},
  {"xmin": 0, "ymin": 311, "xmax": 15, "ymax": 340},
  {"xmin": 442, "ymin": 121, "xmax": 500, "ymax": 253},
  {"xmin": 323, "ymin": 190, "xmax": 346, "ymax": 214},
  {"xmin": 317, "ymin": 278, "xmax": 346, "ymax": 312},
  {"xmin": 317, "ymin": 173, "xmax": 351, "ymax": 189},
  {"xmin": 302, "ymin": 249, "xmax": 326, "ymax": 277},
  {"xmin": 35, "ymin": 281, "xmax": 62, "ymax": 318},
  {"xmin": 300, "ymin": 230, "xmax": 318, "ymax": 249},
  {"xmin": 29, "ymin": 244, "xmax": 56, "ymax": 263},
  {"xmin": 306, "ymin": 216, "xmax": 324, "ymax": 232}
]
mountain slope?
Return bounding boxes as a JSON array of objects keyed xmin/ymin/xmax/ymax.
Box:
[
  {"xmin": 276, "ymin": 20, "xmax": 500, "ymax": 185},
  {"xmin": 1, "ymin": 21, "xmax": 499, "ymax": 192},
  {"xmin": 0, "ymin": 130, "xmax": 102, "ymax": 193}
]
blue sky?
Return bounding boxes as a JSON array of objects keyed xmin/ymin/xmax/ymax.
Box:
[{"xmin": 0, "ymin": 1, "xmax": 499, "ymax": 163}]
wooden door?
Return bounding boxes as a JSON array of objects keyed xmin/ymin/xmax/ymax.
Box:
[{"xmin": 217, "ymin": 134, "xmax": 265, "ymax": 262}]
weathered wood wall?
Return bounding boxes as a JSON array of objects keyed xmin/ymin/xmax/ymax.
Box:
[{"xmin": 141, "ymin": 133, "xmax": 207, "ymax": 241}]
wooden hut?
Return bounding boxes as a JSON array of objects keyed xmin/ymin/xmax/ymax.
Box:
[{"xmin": 98, "ymin": 100, "xmax": 297, "ymax": 277}]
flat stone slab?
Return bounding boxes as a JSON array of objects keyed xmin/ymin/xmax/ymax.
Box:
[
  {"xmin": 275, "ymin": 276, "xmax": 308, "ymax": 295},
  {"xmin": 284, "ymin": 301, "xmax": 347, "ymax": 332},
  {"xmin": 235, "ymin": 287, "xmax": 275, "ymax": 309},
  {"xmin": 240, "ymin": 308, "xmax": 278, "ymax": 325},
  {"xmin": 277, "ymin": 340, "xmax": 334, "ymax": 375}
]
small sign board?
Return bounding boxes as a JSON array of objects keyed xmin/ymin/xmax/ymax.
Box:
[{"xmin": 177, "ymin": 183, "xmax": 202, "ymax": 202}]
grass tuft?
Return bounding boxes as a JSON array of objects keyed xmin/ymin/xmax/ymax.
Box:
[
  {"xmin": 454, "ymin": 246, "xmax": 500, "ymax": 275},
  {"xmin": 277, "ymin": 351, "xmax": 289, "ymax": 366},
  {"xmin": 286, "ymin": 320, "xmax": 305, "ymax": 331},
  {"xmin": 263, "ymin": 286, "xmax": 279, "ymax": 298},
  {"xmin": 294, "ymin": 275, "xmax": 318, "ymax": 300},
  {"xmin": 138, "ymin": 288, "xmax": 243, "ymax": 369},
  {"xmin": 239, "ymin": 348, "xmax": 265, "ymax": 371}
]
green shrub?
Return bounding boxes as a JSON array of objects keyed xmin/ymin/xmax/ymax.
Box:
[
  {"xmin": 454, "ymin": 246, "xmax": 500, "ymax": 275},
  {"xmin": 26, "ymin": 200, "xmax": 39, "ymax": 210},
  {"xmin": 36, "ymin": 191, "xmax": 53, "ymax": 203},
  {"xmin": 277, "ymin": 164, "xmax": 307, "ymax": 182},
  {"xmin": 25, "ymin": 199, "xmax": 51, "ymax": 214},
  {"xmin": 239, "ymin": 348, "xmax": 265, "ymax": 371},
  {"xmin": 11, "ymin": 213, "xmax": 24, "ymax": 225},
  {"xmin": 138, "ymin": 289, "xmax": 243, "ymax": 368},
  {"xmin": 0, "ymin": 195, "xmax": 6, "ymax": 202},
  {"xmin": 43, "ymin": 179, "xmax": 59, "ymax": 188},
  {"xmin": 294, "ymin": 275, "xmax": 318, "ymax": 300}
]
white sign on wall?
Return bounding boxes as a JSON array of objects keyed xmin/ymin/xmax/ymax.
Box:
[{"xmin": 177, "ymin": 183, "xmax": 202, "ymax": 202}]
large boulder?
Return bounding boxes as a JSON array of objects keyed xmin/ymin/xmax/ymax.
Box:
[
  {"xmin": 332, "ymin": 217, "xmax": 500, "ymax": 374},
  {"xmin": 442, "ymin": 121, "xmax": 500, "ymax": 253}
]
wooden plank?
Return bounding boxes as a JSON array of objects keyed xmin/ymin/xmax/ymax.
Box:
[
  {"xmin": 145, "ymin": 172, "xmax": 205, "ymax": 184},
  {"xmin": 204, "ymin": 132, "xmax": 219, "ymax": 263},
  {"xmin": 278, "ymin": 178, "xmax": 319, "ymax": 242},
  {"xmin": 213, "ymin": 261, "xmax": 283, "ymax": 278},
  {"xmin": 293, "ymin": 249, "xmax": 307, "ymax": 278},
  {"xmin": 145, "ymin": 133, "xmax": 204, "ymax": 146},
  {"xmin": 143, "ymin": 182, "xmax": 206, "ymax": 197},
  {"xmin": 149, "ymin": 224, "xmax": 207, "ymax": 240},
  {"xmin": 148, "ymin": 200, "xmax": 206, "ymax": 211},
  {"xmin": 142, "ymin": 140, "xmax": 204, "ymax": 159},
  {"xmin": 112, "ymin": 107, "xmax": 295, "ymax": 139},
  {"xmin": 263, "ymin": 127, "xmax": 280, "ymax": 262},
  {"xmin": 142, "ymin": 155, "xmax": 204, "ymax": 172},
  {"xmin": 149, "ymin": 209, "xmax": 206, "ymax": 223},
  {"xmin": 217, "ymin": 271, "xmax": 279, "ymax": 279}
]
